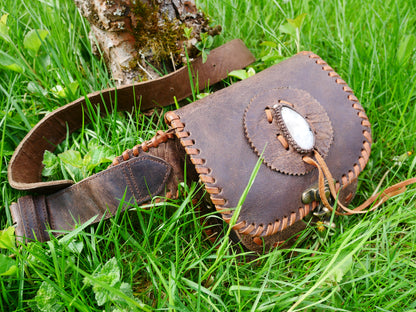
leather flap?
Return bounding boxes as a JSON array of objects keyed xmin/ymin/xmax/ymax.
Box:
[{"xmin": 167, "ymin": 52, "xmax": 372, "ymax": 237}]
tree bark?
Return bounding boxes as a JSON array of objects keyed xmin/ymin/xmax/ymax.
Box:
[{"xmin": 74, "ymin": 0, "xmax": 220, "ymax": 85}]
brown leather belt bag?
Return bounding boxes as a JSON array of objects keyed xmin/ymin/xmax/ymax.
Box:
[{"xmin": 8, "ymin": 40, "xmax": 416, "ymax": 252}]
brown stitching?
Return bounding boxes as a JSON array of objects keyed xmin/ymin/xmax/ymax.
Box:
[
  {"xmin": 348, "ymin": 170, "xmax": 354, "ymax": 182},
  {"xmin": 210, "ymin": 197, "xmax": 226, "ymax": 206},
  {"xmin": 205, "ymin": 186, "xmax": 221, "ymax": 194},
  {"xmin": 280, "ymin": 216, "xmax": 288, "ymax": 231},
  {"xmin": 353, "ymin": 164, "xmax": 360, "ymax": 177},
  {"xmin": 252, "ymin": 225, "xmax": 264, "ymax": 237},
  {"xmin": 185, "ymin": 147, "xmax": 199, "ymax": 155},
  {"xmin": 343, "ymin": 86, "xmax": 353, "ymax": 93},
  {"xmin": 265, "ymin": 224, "xmax": 273, "ymax": 236},
  {"xmin": 221, "ymin": 213, "xmax": 232, "ymax": 222},
  {"xmin": 335, "ymin": 78, "xmax": 347, "ymax": 85},
  {"xmin": 358, "ymin": 157, "xmax": 366, "ymax": 170},
  {"xmin": 363, "ymin": 130, "xmax": 372, "ymax": 142},
  {"xmin": 110, "ymin": 130, "xmax": 174, "ymax": 166},
  {"xmin": 240, "ymin": 223, "xmax": 255, "ymax": 235},
  {"xmin": 277, "ymin": 134, "xmax": 289, "ymax": 149},
  {"xmin": 341, "ymin": 175, "xmax": 348, "ymax": 186},
  {"xmin": 253, "ymin": 237, "xmax": 263, "ymax": 246},
  {"xmin": 215, "ymin": 206, "xmax": 232, "ymax": 215},
  {"xmin": 176, "ymin": 131, "xmax": 190, "ymax": 138},
  {"xmin": 290, "ymin": 212, "xmax": 297, "ymax": 226},
  {"xmin": 316, "ymin": 59, "xmax": 327, "ymax": 65},
  {"xmin": 265, "ymin": 108, "xmax": 273, "ymax": 123},
  {"xmin": 352, "ymin": 103, "xmax": 364, "ymax": 111},
  {"xmin": 348, "ymin": 94, "xmax": 359, "ymax": 102},
  {"xmin": 133, "ymin": 146, "xmax": 140, "ymax": 156},
  {"xmin": 322, "ymin": 65, "xmax": 333, "ymax": 71},
  {"xmin": 299, "ymin": 206, "xmax": 305, "ymax": 219},
  {"xmin": 271, "ymin": 220, "xmax": 280, "ymax": 235},
  {"xmin": 358, "ymin": 112, "xmax": 368, "ymax": 119},
  {"xmin": 363, "ymin": 141, "xmax": 371, "ymax": 155},
  {"xmin": 181, "ymin": 139, "xmax": 194, "ymax": 146},
  {"xmin": 328, "ymin": 72, "xmax": 340, "ymax": 77},
  {"xmin": 195, "ymin": 166, "xmax": 210, "ymax": 174},
  {"xmin": 200, "ymin": 175, "xmax": 215, "ymax": 183},
  {"xmin": 361, "ymin": 120, "xmax": 371, "ymax": 127},
  {"xmin": 233, "ymin": 220, "xmax": 246, "ymax": 230},
  {"xmin": 190, "ymin": 157, "xmax": 205, "ymax": 165}
]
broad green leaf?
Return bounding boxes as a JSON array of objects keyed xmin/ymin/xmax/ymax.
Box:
[
  {"xmin": 228, "ymin": 68, "xmax": 256, "ymax": 80},
  {"xmin": 84, "ymin": 146, "xmax": 113, "ymax": 172},
  {"xmin": 32, "ymin": 281, "xmax": 63, "ymax": 312},
  {"xmin": 260, "ymin": 41, "xmax": 277, "ymax": 48},
  {"xmin": 326, "ymin": 254, "xmax": 353, "ymax": 284},
  {"xmin": 0, "ymin": 254, "xmax": 17, "ymax": 276},
  {"xmin": 28, "ymin": 81, "xmax": 47, "ymax": 96},
  {"xmin": 0, "ymin": 14, "xmax": 11, "ymax": 43},
  {"xmin": 204, "ymin": 34, "xmax": 214, "ymax": 49},
  {"xmin": 51, "ymin": 81, "xmax": 79, "ymax": 98},
  {"xmin": 0, "ymin": 51, "xmax": 24, "ymax": 73},
  {"xmin": 246, "ymin": 67, "xmax": 256, "ymax": 78},
  {"xmin": 67, "ymin": 241, "xmax": 84, "ymax": 254},
  {"xmin": 42, "ymin": 150, "xmax": 59, "ymax": 177},
  {"xmin": 58, "ymin": 150, "xmax": 83, "ymax": 168},
  {"xmin": 201, "ymin": 49, "xmax": 209, "ymax": 63},
  {"xmin": 287, "ymin": 13, "xmax": 307, "ymax": 29},
  {"xmin": 228, "ymin": 69, "xmax": 249, "ymax": 80},
  {"xmin": 0, "ymin": 226, "xmax": 15, "ymax": 250},
  {"xmin": 397, "ymin": 34, "xmax": 416, "ymax": 64},
  {"xmin": 84, "ymin": 257, "xmax": 121, "ymax": 306},
  {"xmin": 279, "ymin": 22, "xmax": 296, "ymax": 37},
  {"xmin": 196, "ymin": 92, "xmax": 211, "ymax": 100},
  {"xmin": 23, "ymin": 29, "xmax": 49, "ymax": 55}
]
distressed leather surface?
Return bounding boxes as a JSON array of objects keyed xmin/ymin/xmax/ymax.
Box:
[
  {"xmin": 10, "ymin": 152, "xmax": 175, "ymax": 242},
  {"xmin": 174, "ymin": 52, "xmax": 371, "ymax": 237}
]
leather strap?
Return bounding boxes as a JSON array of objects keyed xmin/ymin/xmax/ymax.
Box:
[
  {"xmin": 10, "ymin": 154, "xmax": 171, "ymax": 241},
  {"xmin": 8, "ymin": 39, "xmax": 255, "ymax": 242},
  {"xmin": 8, "ymin": 39, "xmax": 255, "ymax": 193}
]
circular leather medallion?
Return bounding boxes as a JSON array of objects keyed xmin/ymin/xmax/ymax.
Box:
[{"xmin": 243, "ymin": 87, "xmax": 333, "ymax": 175}]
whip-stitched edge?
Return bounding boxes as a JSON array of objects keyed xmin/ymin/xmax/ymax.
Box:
[
  {"xmin": 109, "ymin": 130, "xmax": 175, "ymax": 166},
  {"xmin": 165, "ymin": 52, "xmax": 372, "ymax": 241}
]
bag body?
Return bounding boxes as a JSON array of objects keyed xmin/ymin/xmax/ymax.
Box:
[{"xmin": 164, "ymin": 51, "xmax": 371, "ymax": 252}]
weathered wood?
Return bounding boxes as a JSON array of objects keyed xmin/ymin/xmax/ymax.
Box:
[{"xmin": 74, "ymin": 0, "xmax": 220, "ymax": 85}]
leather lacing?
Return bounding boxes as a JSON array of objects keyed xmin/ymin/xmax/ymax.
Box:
[{"xmin": 110, "ymin": 130, "xmax": 175, "ymax": 166}]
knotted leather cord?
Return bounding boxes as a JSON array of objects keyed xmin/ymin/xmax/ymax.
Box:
[{"xmin": 303, "ymin": 150, "xmax": 416, "ymax": 215}]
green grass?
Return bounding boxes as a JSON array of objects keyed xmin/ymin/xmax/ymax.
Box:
[{"xmin": 1, "ymin": 0, "xmax": 416, "ymax": 310}]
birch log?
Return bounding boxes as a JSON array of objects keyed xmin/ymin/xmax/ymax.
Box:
[{"xmin": 74, "ymin": 0, "xmax": 220, "ymax": 85}]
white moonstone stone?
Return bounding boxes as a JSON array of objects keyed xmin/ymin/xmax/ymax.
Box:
[{"xmin": 281, "ymin": 107, "xmax": 314, "ymax": 150}]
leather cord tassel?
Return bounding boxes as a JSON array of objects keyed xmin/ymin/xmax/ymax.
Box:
[{"xmin": 303, "ymin": 150, "xmax": 416, "ymax": 215}]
